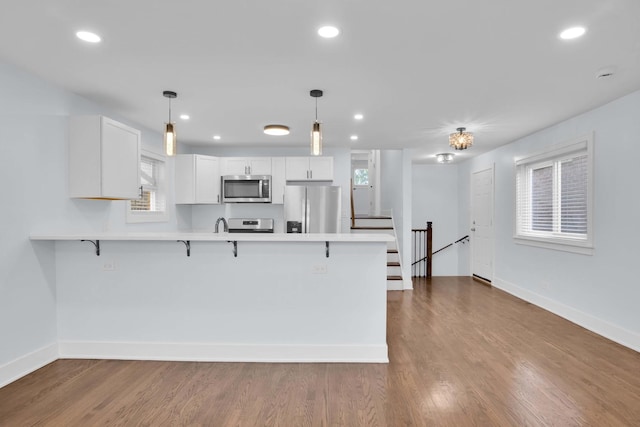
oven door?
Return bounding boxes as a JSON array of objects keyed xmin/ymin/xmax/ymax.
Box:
[{"xmin": 222, "ymin": 175, "xmax": 271, "ymax": 203}]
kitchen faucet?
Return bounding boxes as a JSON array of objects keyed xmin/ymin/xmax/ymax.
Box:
[{"xmin": 214, "ymin": 217, "xmax": 228, "ymax": 233}]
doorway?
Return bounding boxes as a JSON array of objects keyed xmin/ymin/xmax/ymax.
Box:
[
  {"xmin": 351, "ymin": 150, "xmax": 379, "ymax": 216},
  {"xmin": 471, "ymin": 166, "xmax": 494, "ymax": 283}
]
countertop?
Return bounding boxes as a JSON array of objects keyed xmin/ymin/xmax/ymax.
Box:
[{"xmin": 30, "ymin": 231, "xmax": 394, "ymax": 243}]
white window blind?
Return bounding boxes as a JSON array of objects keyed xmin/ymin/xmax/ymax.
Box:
[
  {"xmin": 127, "ymin": 151, "xmax": 168, "ymax": 223},
  {"xmin": 515, "ymin": 134, "xmax": 593, "ymax": 254}
]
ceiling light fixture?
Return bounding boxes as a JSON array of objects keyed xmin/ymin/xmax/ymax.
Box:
[
  {"xmin": 163, "ymin": 90, "xmax": 177, "ymax": 156},
  {"xmin": 350, "ymin": 135, "xmax": 358, "ymax": 141},
  {"xmin": 449, "ymin": 127, "xmax": 473, "ymax": 150},
  {"xmin": 213, "ymin": 135, "xmax": 221, "ymax": 140},
  {"xmin": 263, "ymin": 124, "xmax": 290, "ymax": 136},
  {"xmin": 76, "ymin": 31, "xmax": 101, "ymax": 43},
  {"xmin": 318, "ymin": 26, "xmax": 340, "ymax": 38},
  {"xmin": 436, "ymin": 153, "xmax": 455, "ymax": 163},
  {"xmin": 559, "ymin": 26, "xmax": 586, "ymax": 40},
  {"xmin": 180, "ymin": 114, "xmax": 190, "ymax": 120},
  {"xmin": 310, "ymin": 89, "xmax": 323, "ymax": 156},
  {"xmin": 354, "ymin": 113, "xmax": 364, "ymax": 120}
]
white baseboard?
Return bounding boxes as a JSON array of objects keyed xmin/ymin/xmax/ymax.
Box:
[
  {"xmin": 494, "ymin": 277, "xmax": 640, "ymax": 353},
  {"xmin": 0, "ymin": 343, "xmax": 58, "ymax": 388},
  {"xmin": 403, "ymin": 278, "xmax": 413, "ymax": 290},
  {"xmin": 58, "ymin": 341, "xmax": 389, "ymax": 363},
  {"xmin": 387, "ymin": 280, "xmax": 404, "ymax": 291}
]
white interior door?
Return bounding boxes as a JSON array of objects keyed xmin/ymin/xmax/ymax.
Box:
[{"xmin": 471, "ymin": 167, "xmax": 494, "ymax": 282}]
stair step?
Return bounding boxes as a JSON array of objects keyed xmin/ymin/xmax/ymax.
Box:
[
  {"xmin": 387, "ymin": 262, "xmax": 400, "ymax": 267},
  {"xmin": 387, "ymin": 275, "xmax": 403, "ymax": 280},
  {"xmin": 387, "ymin": 249, "xmax": 398, "ymax": 253},
  {"xmin": 351, "ymin": 226, "xmax": 393, "ymax": 230},
  {"xmin": 354, "ymin": 215, "xmax": 391, "ymax": 219}
]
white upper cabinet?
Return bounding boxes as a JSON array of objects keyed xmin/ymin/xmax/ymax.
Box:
[
  {"xmin": 221, "ymin": 157, "xmax": 271, "ymax": 175},
  {"xmin": 175, "ymin": 154, "xmax": 221, "ymax": 204},
  {"xmin": 69, "ymin": 115, "xmax": 141, "ymax": 199},
  {"xmin": 285, "ymin": 157, "xmax": 333, "ymax": 181}
]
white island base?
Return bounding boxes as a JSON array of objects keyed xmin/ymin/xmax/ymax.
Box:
[{"xmin": 31, "ymin": 233, "xmax": 390, "ymax": 363}]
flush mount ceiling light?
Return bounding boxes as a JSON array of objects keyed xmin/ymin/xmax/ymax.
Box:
[
  {"xmin": 180, "ymin": 114, "xmax": 190, "ymax": 120},
  {"xmin": 163, "ymin": 90, "xmax": 177, "ymax": 156},
  {"xmin": 310, "ymin": 89, "xmax": 323, "ymax": 156},
  {"xmin": 354, "ymin": 113, "xmax": 364, "ymax": 120},
  {"xmin": 559, "ymin": 26, "xmax": 586, "ymax": 40},
  {"xmin": 449, "ymin": 127, "xmax": 473, "ymax": 150},
  {"xmin": 76, "ymin": 31, "xmax": 101, "ymax": 43},
  {"xmin": 263, "ymin": 124, "xmax": 290, "ymax": 136},
  {"xmin": 350, "ymin": 135, "xmax": 358, "ymax": 141},
  {"xmin": 318, "ymin": 26, "xmax": 340, "ymax": 38},
  {"xmin": 213, "ymin": 135, "xmax": 221, "ymax": 140},
  {"xmin": 436, "ymin": 153, "xmax": 455, "ymax": 163}
]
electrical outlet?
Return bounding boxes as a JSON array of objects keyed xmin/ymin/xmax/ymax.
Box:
[
  {"xmin": 312, "ymin": 264, "xmax": 328, "ymax": 274},
  {"xmin": 102, "ymin": 260, "xmax": 116, "ymax": 271}
]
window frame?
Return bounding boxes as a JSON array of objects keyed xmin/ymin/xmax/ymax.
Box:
[
  {"xmin": 126, "ymin": 149, "xmax": 168, "ymax": 223},
  {"xmin": 514, "ymin": 133, "xmax": 594, "ymax": 255}
]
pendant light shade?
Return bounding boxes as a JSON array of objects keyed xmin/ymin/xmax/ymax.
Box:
[
  {"xmin": 310, "ymin": 89, "xmax": 323, "ymax": 156},
  {"xmin": 311, "ymin": 121, "xmax": 322, "ymax": 156},
  {"xmin": 163, "ymin": 90, "xmax": 177, "ymax": 156}
]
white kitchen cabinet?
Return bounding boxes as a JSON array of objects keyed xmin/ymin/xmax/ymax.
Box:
[
  {"xmin": 175, "ymin": 154, "xmax": 221, "ymax": 204},
  {"xmin": 285, "ymin": 157, "xmax": 333, "ymax": 181},
  {"xmin": 221, "ymin": 157, "xmax": 271, "ymax": 175},
  {"xmin": 271, "ymin": 157, "xmax": 286, "ymax": 204},
  {"xmin": 69, "ymin": 115, "xmax": 141, "ymax": 199}
]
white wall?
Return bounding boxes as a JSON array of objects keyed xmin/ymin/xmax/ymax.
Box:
[
  {"xmin": 457, "ymin": 90, "xmax": 640, "ymax": 351},
  {"xmin": 0, "ymin": 60, "xmax": 176, "ymax": 383},
  {"xmin": 411, "ymin": 164, "xmax": 461, "ymax": 276}
]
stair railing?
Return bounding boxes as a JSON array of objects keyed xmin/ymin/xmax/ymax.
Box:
[
  {"xmin": 411, "ymin": 222, "xmax": 432, "ymax": 277},
  {"xmin": 411, "ymin": 222, "xmax": 469, "ymax": 278}
]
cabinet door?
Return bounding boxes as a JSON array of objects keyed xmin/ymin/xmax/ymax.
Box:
[
  {"xmin": 308, "ymin": 157, "xmax": 333, "ymax": 181},
  {"xmin": 248, "ymin": 157, "xmax": 272, "ymax": 175},
  {"xmin": 195, "ymin": 155, "xmax": 220, "ymax": 203},
  {"xmin": 101, "ymin": 117, "xmax": 141, "ymax": 198},
  {"xmin": 221, "ymin": 158, "xmax": 249, "ymax": 175},
  {"xmin": 285, "ymin": 157, "xmax": 310, "ymax": 181},
  {"xmin": 271, "ymin": 157, "xmax": 285, "ymax": 204}
]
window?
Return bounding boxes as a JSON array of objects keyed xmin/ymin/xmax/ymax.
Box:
[
  {"xmin": 127, "ymin": 150, "xmax": 168, "ymax": 223},
  {"xmin": 515, "ymin": 133, "xmax": 593, "ymax": 254},
  {"xmin": 353, "ymin": 168, "xmax": 369, "ymax": 186}
]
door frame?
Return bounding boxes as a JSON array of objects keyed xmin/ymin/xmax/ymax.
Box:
[{"xmin": 470, "ymin": 165, "xmax": 495, "ymax": 283}]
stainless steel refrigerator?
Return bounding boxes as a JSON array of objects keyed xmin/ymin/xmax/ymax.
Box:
[{"xmin": 284, "ymin": 185, "xmax": 341, "ymax": 233}]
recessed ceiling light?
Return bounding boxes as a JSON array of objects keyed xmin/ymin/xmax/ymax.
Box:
[
  {"xmin": 213, "ymin": 135, "xmax": 221, "ymax": 140},
  {"xmin": 354, "ymin": 113, "xmax": 364, "ymax": 120},
  {"xmin": 350, "ymin": 135, "xmax": 358, "ymax": 141},
  {"xmin": 318, "ymin": 26, "xmax": 340, "ymax": 38},
  {"xmin": 180, "ymin": 114, "xmax": 190, "ymax": 120},
  {"xmin": 559, "ymin": 26, "xmax": 586, "ymax": 40},
  {"xmin": 76, "ymin": 31, "xmax": 101, "ymax": 43},
  {"xmin": 264, "ymin": 124, "xmax": 290, "ymax": 136}
]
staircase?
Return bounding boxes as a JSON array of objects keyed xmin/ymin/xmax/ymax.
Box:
[{"xmin": 350, "ymin": 215, "xmax": 404, "ymax": 290}]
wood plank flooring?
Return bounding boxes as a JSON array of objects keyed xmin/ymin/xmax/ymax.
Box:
[{"xmin": 1, "ymin": 276, "xmax": 639, "ymax": 426}]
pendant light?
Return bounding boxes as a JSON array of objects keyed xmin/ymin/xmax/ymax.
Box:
[
  {"xmin": 163, "ymin": 90, "xmax": 177, "ymax": 156},
  {"xmin": 310, "ymin": 89, "xmax": 323, "ymax": 156}
]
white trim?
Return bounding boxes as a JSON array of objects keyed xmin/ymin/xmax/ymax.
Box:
[
  {"xmin": 58, "ymin": 341, "xmax": 389, "ymax": 363},
  {"xmin": 493, "ymin": 277, "xmax": 640, "ymax": 353},
  {"xmin": 0, "ymin": 343, "xmax": 58, "ymax": 388}
]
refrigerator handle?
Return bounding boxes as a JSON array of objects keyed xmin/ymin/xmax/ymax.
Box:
[{"xmin": 305, "ymin": 196, "xmax": 310, "ymax": 233}]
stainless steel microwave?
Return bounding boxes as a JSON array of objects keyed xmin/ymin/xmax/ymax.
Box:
[{"xmin": 222, "ymin": 175, "xmax": 272, "ymax": 203}]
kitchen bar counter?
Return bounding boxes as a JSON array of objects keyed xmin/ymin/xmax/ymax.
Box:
[{"xmin": 30, "ymin": 231, "xmax": 391, "ymax": 364}]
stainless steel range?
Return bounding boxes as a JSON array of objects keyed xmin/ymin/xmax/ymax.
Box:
[{"xmin": 227, "ymin": 218, "xmax": 274, "ymax": 233}]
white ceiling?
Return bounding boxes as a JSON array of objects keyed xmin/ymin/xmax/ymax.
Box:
[{"xmin": 1, "ymin": 0, "xmax": 639, "ymax": 163}]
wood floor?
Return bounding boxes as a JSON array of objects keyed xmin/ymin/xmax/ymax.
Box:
[{"xmin": 1, "ymin": 277, "xmax": 639, "ymax": 426}]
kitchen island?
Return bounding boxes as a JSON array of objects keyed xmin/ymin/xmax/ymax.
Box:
[{"xmin": 30, "ymin": 232, "xmax": 393, "ymax": 363}]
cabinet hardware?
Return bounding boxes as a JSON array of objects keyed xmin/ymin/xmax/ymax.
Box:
[
  {"xmin": 228, "ymin": 240, "xmax": 238, "ymax": 257},
  {"xmin": 139, "ymin": 185, "xmax": 144, "ymax": 199},
  {"xmin": 326, "ymin": 241, "xmax": 330, "ymax": 258},
  {"xmin": 81, "ymin": 239, "xmax": 100, "ymax": 256}
]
